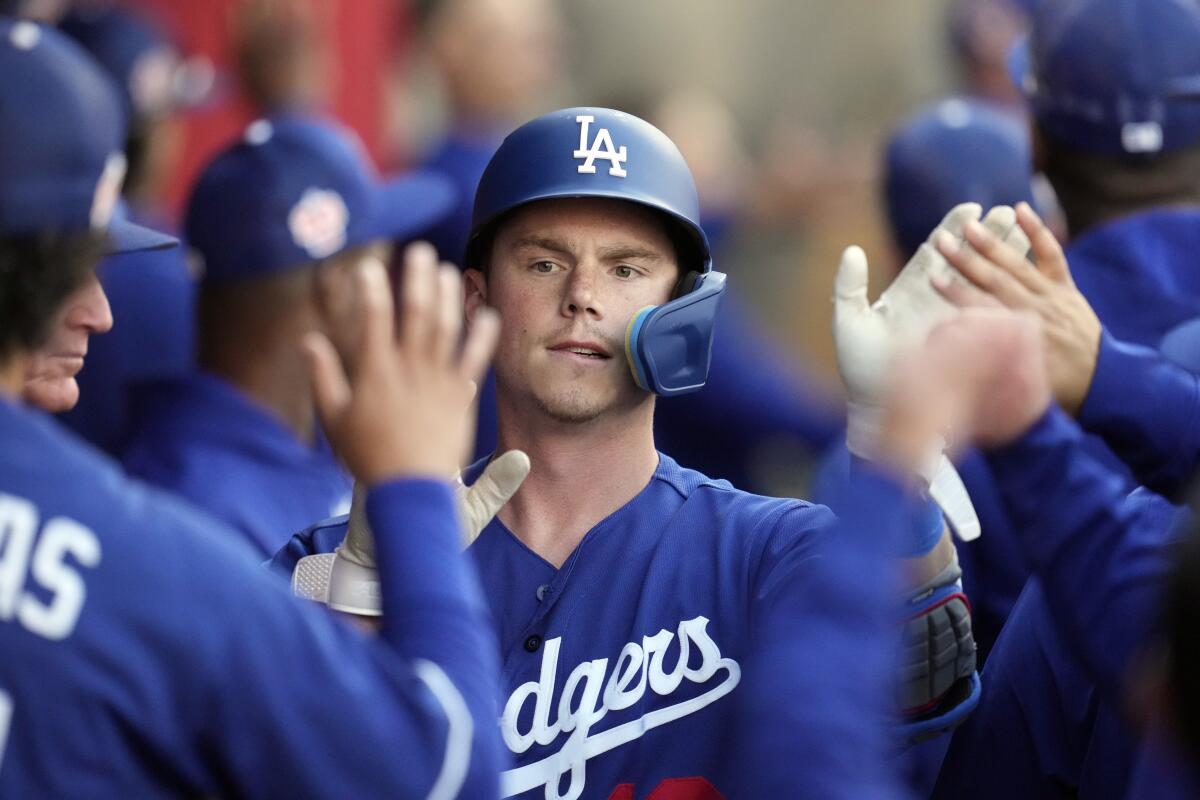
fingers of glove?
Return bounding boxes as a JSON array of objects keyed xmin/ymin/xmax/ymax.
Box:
[
  {"xmin": 399, "ymin": 242, "xmax": 438, "ymax": 354},
  {"xmin": 931, "ymin": 269, "xmax": 1005, "ymax": 310},
  {"xmin": 834, "ymin": 245, "xmax": 871, "ymax": 319},
  {"xmin": 303, "ymin": 331, "xmax": 351, "ymax": 429},
  {"xmin": 928, "ymin": 202, "xmax": 982, "ymax": 244},
  {"xmin": 936, "ymin": 230, "xmax": 1034, "ymax": 308},
  {"xmin": 1000, "ymin": 216, "xmax": 1033, "ymax": 260},
  {"xmin": 341, "ymin": 483, "xmax": 377, "ymax": 565},
  {"xmin": 462, "ymin": 449, "xmax": 531, "ymax": 542},
  {"xmin": 978, "ymin": 205, "xmax": 1017, "ymax": 242},
  {"xmin": 961, "ymin": 219, "xmax": 1047, "ymax": 294},
  {"xmin": 1016, "ymin": 202, "xmax": 1072, "ymax": 284}
]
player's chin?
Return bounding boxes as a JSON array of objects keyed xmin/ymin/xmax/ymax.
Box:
[{"xmin": 22, "ymin": 376, "xmax": 81, "ymax": 413}]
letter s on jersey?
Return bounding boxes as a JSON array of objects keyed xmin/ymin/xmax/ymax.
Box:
[{"xmin": 0, "ymin": 494, "xmax": 100, "ymax": 641}]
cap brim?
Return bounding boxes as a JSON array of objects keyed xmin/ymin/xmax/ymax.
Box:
[
  {"xmin": 360, "ymin": 170, "xmax": 459, "ymax": 251},
  {"xmin": 106, "ymin": 217, "xmax": 178, "ymax": 254},
  {"xmin": 292, "ymin": 553, "xmax": 336, "ymax": 602}
]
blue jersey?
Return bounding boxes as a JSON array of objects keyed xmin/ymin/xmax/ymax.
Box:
[
  {"xmin": 57, "ymin": 204, "xmax": 195, "ymax": 456},
  {"xmin": 937, "ymin": 409, "xmax": 1191, "ymax": 798},
  {"xmin": 0, "ymin": 396, "xmax": 503, "ymax": 797},
  {"xmin": 123, "ymin": 372, "xmax": 352, "ymax": 558},
  {"xmin": 273, "ymin": 453, "xmax": 915, "ymax": 799},
  {"xmin": 1078, "ymin": 329, "xmax": 1200, "ymax": 498},
  {"xmin": 1069, "ymin": 208, "xmax": 1200, "ymax": 349}
]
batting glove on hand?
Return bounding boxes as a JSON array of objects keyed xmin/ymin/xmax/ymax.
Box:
[
  {"xmin": 833, "ymin": 203, "xmax": 1031, "ymax": 540},
  {"xmin": 340, "ymin": 449, "xmax": 531, "ymax": 564}
]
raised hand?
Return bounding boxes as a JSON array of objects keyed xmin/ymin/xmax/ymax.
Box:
[
  {"xmin": 934, "ymin": 201, "xmax": 1102, "ymax": 416},
  {"xmin": 303, "ymin": 242, "xmax": 500, "ymax": 484}
]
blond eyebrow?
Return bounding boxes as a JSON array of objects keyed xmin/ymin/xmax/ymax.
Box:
[
  {"xmin": 597, "ymin": 245, "xmax": 664, "ymax": 263},
  {"xmin": 511, "ymin": 235, "xmax": 574, "ymax": 257}
]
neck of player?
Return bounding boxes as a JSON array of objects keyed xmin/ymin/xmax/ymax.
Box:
[{"xmin": 493, "ymin": 391, "xmax": 660, "ymax": 569}]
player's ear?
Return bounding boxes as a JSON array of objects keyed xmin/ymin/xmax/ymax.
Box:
[{"xmin": 464, "ymin": 268, "xmax": 489, "ymax": 326}]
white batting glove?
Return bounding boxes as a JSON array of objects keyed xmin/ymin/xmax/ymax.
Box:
[
  {"xmin": 833, "ymin": 204, "xmax": 1031, "ymax": 541},
  {"xmin": 457, "ymin": 450, "xmax": 531, "ymax": 545},
  {"xmin": 340, "ymin": 449, "xmax": 531, "ymax": 566}
]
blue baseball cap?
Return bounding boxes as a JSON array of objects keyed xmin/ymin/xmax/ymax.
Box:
[
  {"xmin": 1009, "ymin": 0, "xmax": 1200, "ymax": 155},
  {"xmin": 0, "ymin": 20, "xmax": 177, "ymax": 253},
  {"xmin": 60, "ymin": 8, "xmax": 216, "ymax": 122},
  {"xmin": 185, "ymin": 115, "xmax": 457, "ymax": 283},
  {"xmin": 885, "ymin": 97, "xmax": 1036, "ymax": 258}
]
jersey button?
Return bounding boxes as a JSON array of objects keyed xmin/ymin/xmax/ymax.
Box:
[
  {"xmin": 536, "ymin": 584, "xmax": 549, "ymax": 601},
  {"xmin": 524, "ymin": 634, "xmax": 542, "ymax": 653}
]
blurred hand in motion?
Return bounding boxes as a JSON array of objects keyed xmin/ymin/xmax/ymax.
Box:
[
  {"xmin": 934, "ymin": 201, "xmax": 1102, "ymax": 416},
  {"xmin": 879, "ymin": 308, "xmax": 1053, "ymax": 476},
  {"xmin": 303, "ymin": 241, "xmax": 500, "ymax": 484}
]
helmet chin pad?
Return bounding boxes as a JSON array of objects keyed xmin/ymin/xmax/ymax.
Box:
[{"xmin": 625, "ymin": 270, "xmax": 726, "ymax": 396}]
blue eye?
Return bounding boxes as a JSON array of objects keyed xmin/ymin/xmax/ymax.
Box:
[
  {"xmin": 615, "ymin": 266, "xmax": 634, "ymax": 278},
  {"xmin": 532, "ymin": 261, "xmax": 556, "ymax": 273}
]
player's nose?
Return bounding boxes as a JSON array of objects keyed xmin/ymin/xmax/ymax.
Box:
[
  {"xmin": 561, "ymin": 262, "xmax": 602, "ymax": 319},
  {"xmin": 66, "ymin": 273, "xmax": 114, "ymax": 335}
]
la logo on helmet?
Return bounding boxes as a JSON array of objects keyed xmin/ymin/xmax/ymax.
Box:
[{"xmin": 574, "ymin": 115, "xmax": 627, "ymax": 177}]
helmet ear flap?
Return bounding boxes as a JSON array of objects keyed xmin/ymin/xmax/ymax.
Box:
[{"xmin": 671, "ymin": 269, "xmax": 702, "ymax": 300}]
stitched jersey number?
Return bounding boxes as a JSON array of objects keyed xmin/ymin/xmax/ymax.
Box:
[
  {"xmin": 0, "ymin": 689, "xmax": 12, "ymax": 773},
  {"xmin": 608, "ymin": 777, "xmax": 724, "ymax": 799}
]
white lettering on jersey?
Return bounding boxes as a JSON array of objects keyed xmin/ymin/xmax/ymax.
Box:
[
  {"xmin": 0, "ymin": 493, "xmax": 101, "ymax": 641},
  {"xmin": 574, "ymin": 115, "xmax": 628, "ymax": 178},
  {"xmin": 499, "ymin": 615, "xmax": 740, "ymax": 800}
]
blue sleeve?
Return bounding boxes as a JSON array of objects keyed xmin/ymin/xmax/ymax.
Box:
[
  {"xmin": 183, "ymin": 479, "xmax": 503, "ymax": 797},
  {"xmin": 731, "ymin": 481, "xmax": 910, "ymax": 799},
  {"xmin": 933, "ymin": 580, "xmax": 1139, "ymax": 800},
  {"xmin": 1078, "ymin": 329, "xmax": 1200, "ymax": 496},
  {"xmin": 986, "ymin": 406, "xmax": 1188, "ymax": 698}
]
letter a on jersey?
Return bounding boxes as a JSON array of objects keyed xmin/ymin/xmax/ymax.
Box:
[{"xmin": 574, "ymin": 115, "xmax": 627, "ymax": 177}]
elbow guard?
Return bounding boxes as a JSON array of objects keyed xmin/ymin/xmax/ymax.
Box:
[{"xmin": 897, "ymin": 554, "xmax": 980, "ymax": 744}]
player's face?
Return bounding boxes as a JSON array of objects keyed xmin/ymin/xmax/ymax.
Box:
[
  {"xmin": 467, "ymin": 198, "xmax": 678, "ymax": 424},
  {"xmin": 22, "ymin": 269, "xmax": 113, "ymax": 413}
]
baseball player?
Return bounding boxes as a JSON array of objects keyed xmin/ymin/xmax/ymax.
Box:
[
  {"xmin": 274, "ymin": 106, "xmax": 979, "ymax": 799},
  {"xmin": 934, "ymin": 198, "xmax": 1200, "ymax": 800},
  {"xmin": 55, "ymin": 7, "xmax": 213, "ymax": 455},
  {"xmin": 122, "ymin": 115, "xmax": 457, "ymax": 557},
  {"xmin": 928, "ymin": 0, "xmax": 1200, "ymax": 795},
  {"xmin": 0, "ymin": 18, "xmax": 505, "ymax": 797}
]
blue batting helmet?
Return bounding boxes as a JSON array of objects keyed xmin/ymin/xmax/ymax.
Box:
[{"xmin": 466, "ymin": 107, "xmax": 726, "ymax": 397}]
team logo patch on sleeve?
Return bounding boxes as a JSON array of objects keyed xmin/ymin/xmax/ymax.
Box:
[{"xmin": 574, "ymin": 115, "xmax": 628, "ymax": 178}]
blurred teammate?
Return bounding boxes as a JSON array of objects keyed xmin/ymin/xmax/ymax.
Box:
[
  {"xmin": 930, "ymin": 1, "xmax": 1200, "ymax": 794},
  {"xmin": 122, "ymin": 115, "xmax": 456, "ymax": 557},
  {"xmin": 56, "ymin": 7, "xmax": 214, "ymax": 454},
  {"xmin": 275, "ymin": 106, "xmax": 978, "ymax": 798},
  {"xmin": 0, "ymin": 20, "xmax": 503, "ymax": 796}
]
